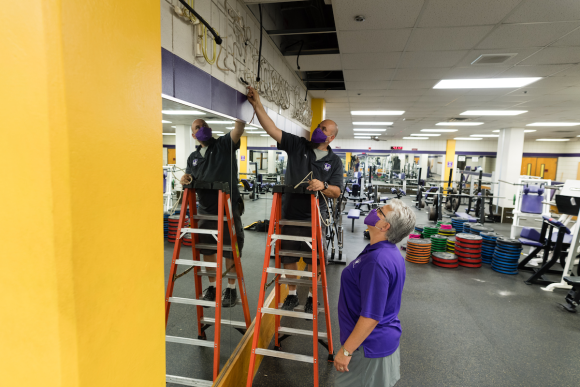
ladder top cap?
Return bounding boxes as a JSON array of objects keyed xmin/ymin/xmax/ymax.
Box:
[{"xmin": 184, "ymin": 181, "xmax": 230, "ymax": 193}]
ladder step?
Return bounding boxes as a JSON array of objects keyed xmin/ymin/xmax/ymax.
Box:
[
  {"xmin": 261, "ymin": 307, "xmax": 313, "ymax": 319},
  {"xmin": 165, "ymin": 375, "xmax": 213, "ymax": 386},
  {"xmin": 194, "ymin": 243, "xmax": 232, "ymax": 252},
  {"xmin": 196, "ymin": 271, "xmax": 237, "ymax": 279},
  {"xmin": 279, "ymin": 219, "xmax": 312, "ymax": 227},
  {"xmin": 254, "ymin": 348, "xmax": 314, "ymax": 363},
  {"xmin": 200, "ymin": 317, "xmax": 247, "ymax": 329},
  {"xmin": 180, "ymin": 228, "xmax": 218, "ymax": 235},
  {"xmin": 271, "ymin": 234, "xmax": 312, "ymax": 242},
  {"xmin": 279, "ymin": 303, "xmax": 324, "ymax": 314},
  {"xmin": 175, "ymin": 259, "xmax": 218, "ymax": 268},
  {"xmin": 278, "ymin": 277, "xmax": 321, "ymax": 287},
  {"xmin": 266, "ymin": 268, "xmax": 314, "ymax": 277},
  {"xmin": 191, "ymin": 214, "xmax": 227, "ymax": 221},
  {"xmin": 168, "ymin": 297, "xmax": 215, "ymax": 308},
  {"xmin": 278, "ymin": 326, "xmax": 327, "ymax": 339},
  {"xmin": 165, "ymin": 335, "xmax": 214, "ymax": 348},
  {"xmin": 278, "ymin": 249, "xmax": 316, "ymax": 258}
]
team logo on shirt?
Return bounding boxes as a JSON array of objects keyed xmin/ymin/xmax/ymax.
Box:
[
  {"xmin": 192, "ymin": 159, "xmax": 198, "ymax": 166},
  {"xmin": 324, "ymin": 163, "xmax": 331, "ymax": 171}
]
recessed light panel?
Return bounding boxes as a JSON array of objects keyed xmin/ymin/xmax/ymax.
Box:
[
  {"xmin": 353, "ymin": 122, "xmax": 393, "ymax": 125},
  {"xmin": 162, "ymin": 110, "xmax": 205, "ymax": 115},
  {"xmin": 411, "ymin": 134, "xmax": 440, "ymax": 137},
  {"xmin": 403, "ymin": 137, "xmax": 427, "ymax": 140},
  {"xmin": 471, "ymin": 134, "xmax": 498, "ymax": 137},
  {"xmin": 421, "ymin": 129, "xmax": 458, "ymax": 132},
  {"xmin": 353, "ymin": 128, "xmax": 387, "ymax": 132},
  {"xmin": 436, "ymin": 122, "xmax": 483, "ymax": 126},
  {"xmin": 353, "ymin": 133, "xmax": 381, "ymax": 136},
  {"xmin": 455, "ymin": 137, "xmax": 482, "ymax": 140},
  {"xmin": 460, "ymin": 110, "xmax": 527, "ymax": 116},
  {"xmin": 351, "ymin": 111, "xmax": 404, "ymax": 116},
  {"xmin": 206, "ymin": 120, "xmax": 235, "ymax": 124},
  {"xmin": 527, "ymin": 122, "xmax": 580, "ymax": 127},
  {"xmin": 354, "ymin": 136, "xmax": 371, "ymax": 139},
  {"xmin": 434, "ymin": 78, "xmax": 541, "ymax": 89},
  {"xmin": 536, "ymin": 139, "xmax": 570, "ymax": 142},
  {"xmin": 493, "ymin": 129, "xmax": 537, "ymax": 133},
  {"xmin": 162, "ymin": 133, "xmax": 176, "ymax": 135},
  {"xmin": 162, "ymin": 120, "xmax": 172, "ymax": 123}
]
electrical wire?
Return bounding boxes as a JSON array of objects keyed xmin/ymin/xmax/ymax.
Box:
[
  {"xmin": 256, "ymin": 4, "xmax": 263, "ymax": 82},
  {"xmin": 294, "ymin": 172, "xmax": 332, "ymax": 227},
  {"xmin": 201, "ymin": 25, "xmax": 218, "ymax": 64},
  {"xmin": 178, "ymin": 0, "xmax": 222, "ymax": 44}
]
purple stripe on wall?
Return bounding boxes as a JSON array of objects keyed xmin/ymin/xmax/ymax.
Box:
[
  {"xmin": 162, "ymin": 49, "xmax": 174, "ymax": 96},
  {"xmin": 456, "ymin": 151, "xmax": 497, "ymax": 156},
  {"xmin": 163, "ymin": 145, "xmax": 176, "ymax": 149}
]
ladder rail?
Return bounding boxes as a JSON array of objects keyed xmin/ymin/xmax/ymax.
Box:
[
  {"xmin": 310, "ymin": 195, "xmax": 319, "ymax": 387},
  {"xmin": 188, "ymin": 189, "xmax": 206, "ymax": 340},
  {"xmin": 212, "ymin": 193, "xmax": 224, "ymax": 380}
]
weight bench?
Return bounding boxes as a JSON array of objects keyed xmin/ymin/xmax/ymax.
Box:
[
  {"xmin": 347, "ymin": 209, "xmax": 361, "ymax": 232},
  {"xmin": 561, "ymin": 276, "xmax": 580, "ymax": 313},
  {"xmin": 455, "ymin": 212, "xmax": 477, "ymax": 222},
  {"xmin": 380, "ymin": 196, "xmax": 392, "ymax": 203}
]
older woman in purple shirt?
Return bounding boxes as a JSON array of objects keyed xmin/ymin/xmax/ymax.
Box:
[{"xmin": 335, "ymin": 199, "xmax": 416, "ymax": 387}]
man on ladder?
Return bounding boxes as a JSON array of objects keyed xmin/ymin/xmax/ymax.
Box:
[
  {"xmin": 180, "ymin": 118, "xmax": 245, "ymax": 307},
  {"xmin": 247, "ymin": 86, "xmax": 343, "ymax": 312}
]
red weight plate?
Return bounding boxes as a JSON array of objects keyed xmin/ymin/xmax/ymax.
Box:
[
  {"xmin": 432, "ymin": 261, "xmax": 459, "ymax": 268},
  {"xmin": 458, "ymin": 262, "xmax": 482, "ymax": 268}
]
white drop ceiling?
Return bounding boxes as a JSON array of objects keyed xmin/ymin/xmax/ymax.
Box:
[{"xmin": 289, "ymin": 0, "xmax": 580, "ymax": 141}]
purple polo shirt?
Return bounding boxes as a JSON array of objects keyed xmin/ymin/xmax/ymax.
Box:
[{"xmin": 338, "ymin": 240, "xmax": 406, "ymax": 358}]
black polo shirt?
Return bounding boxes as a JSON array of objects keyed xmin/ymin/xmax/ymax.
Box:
[
  {"xmin": 278, "ymin": 131, "xmax": 344, "ymax": 220},
  {"xmin": 185, "ymin": 132, "xmax": 240, "ymax": 214}
]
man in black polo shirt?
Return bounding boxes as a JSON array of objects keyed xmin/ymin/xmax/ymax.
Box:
[
  {"xmin": 180, "ymin": 119, "xmax": 245, "ymax": 307},
  {"xmin": 247, "ymin": 86, "xmax": 343, "ymax": 313}
]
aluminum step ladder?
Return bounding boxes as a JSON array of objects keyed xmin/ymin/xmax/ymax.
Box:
[
  {"xmin": 165, "ymin": 181, "xmax": 251, "ymax": 386},
  {"xmin": 246, "ymin": 185, "xmax": 334, "ymax": 387}
]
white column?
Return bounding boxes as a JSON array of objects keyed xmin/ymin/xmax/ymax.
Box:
[
  {"xmin": 496, "ymin": 128, "xmax": 525, "ymax": 208},
  {"xmin": 268, "ymin": 150, "xmax": 276, "ymax": 174},
  {"xmin": 175, "ymin": 124, "xmax": 193, "ymax": 171},
  {"xmin": 419, "ymin": 155, "xmax": 429, "ymax": 180}
]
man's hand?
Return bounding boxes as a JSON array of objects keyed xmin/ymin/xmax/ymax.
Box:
[
  {"xmin": 307, "ymin": 179, "xmax": 325, "ymax": 191},
  {"xmin": 334, "ymin": 348, "xmax": 352, "ymax": 373},
  {"xmin": 180, "ymin": 174, "xmax": 192, "ymax": 186},
  {"xmin": 247, "ymin": 86, "xmax": 261, "ymax": 109}
]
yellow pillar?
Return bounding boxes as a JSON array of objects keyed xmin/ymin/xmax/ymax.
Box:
[
  {"xmin": 346, "ymin": 152, "xmax": 352, "ymax": 176},
  {"xmin": 240, "ymin": 136, "xmax": 248, "ymax": 175},
  {"xmin": 444, "ymin": 140, "xmax": 456, "ymax": 188},
  {"xmin": 310, "ymin": 98, "xmax": 326, "ymax": 135},
  {"xmin": 0, "ymin": 1, "xmax": 163, "ymax": 386}
]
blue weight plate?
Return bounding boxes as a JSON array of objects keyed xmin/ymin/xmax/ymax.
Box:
[
  {"xmin": 491, "ymin": 260, "xmax": 520, "ymax": 269},
  {"xmin": 492, "ymin": 253, "xmax": 520, "ymax": 261},
  {"xmin": 491, "ymin": 266, "xmax": 518, "ymax": 275},
  {"xmin": 495, "ymin": 246, "xmax": 523, "ymax": 253}
]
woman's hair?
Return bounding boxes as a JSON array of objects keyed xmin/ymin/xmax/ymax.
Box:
[{"xmin": 383, "ymin": 199, "xmax": 416, "ymax": 244}]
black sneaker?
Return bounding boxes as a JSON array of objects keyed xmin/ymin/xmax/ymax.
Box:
[
  {"xmin": 304, "ymin": 296, "xmax": 319, "ymax": 314},
  {"xmin": 222, "ymin": 288, "xmax": 237, "ymax": 308},
  {"xmin": 201, "ymin": 286, "xmax": 216, "ymax": 308},
  {"xmin": 281, "ymin": 295, "xmax": 300, "ymax": 311}
]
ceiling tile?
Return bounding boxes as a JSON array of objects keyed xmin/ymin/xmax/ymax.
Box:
[
  {"xmin": 338, "ymin": 29, "xmax": 412, "ymax": 53},
  {"xmin": 499, "ymin": 64, "xmax": 573, "ymax": 77},
  {"xmin": 407, "ymin": 26, "xmax": 493, "ymax": 51},
  {"xmin": 520, "ymin": 47, "xmax": 580, "ymax": 65},
  {"xmin": 477, "ymin": 22, "xmax": 580, "ymax": 49},
  {"xmin": 444, "ymin": 66, "xmax": 511, "ymax": 78},
  {"xmin": 399, "ymin": 50, "xmax": 468, "ymax": 68},
  {"xmin": 308, "ymin": 90, "xmax": 348, "ymax": 99},
  {"xmin": 345, "ymin": 81, "xmax": 391, "ymax": 90},
  {"xmin": 388, "ymin": 80, "xmax": 439, "ymax": 89},
  {"xmin": 347, "ymin": 89, "xmax": 388, "ymax": 97},
  {"xmin": 455, "ymin": 48, "xmax": 539, "ymax": 66},
  {"xmin": 342, "ymin": 52, "xmax": 401, "ymax": 69},
  {"xmin": 505, "ymin": 0, "xmax": 580, "ymax": 23},
  {"xmin": 418, "ymin": 0, "xmax": 521, "ymax": 27},
  {"xmin": 552, "ymin": 27, "xmax": 580, "ymax": 47},
  {"xmin": 332, "ymin": 0, "xmax": 424, "ymax": 31},
  {"xmin": 284, "ymin": 54, "xmax": 342, "ymax": 71},
  {"xmin": 343, "ymin": 69, "xmax": 395, "ymax": 82},
  {"xmin": 393, "ymin": 67, "xmax": 451, "ymax": 80}
]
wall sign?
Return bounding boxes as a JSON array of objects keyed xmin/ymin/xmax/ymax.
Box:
[
  {"xmin": 458, "ymin": 156, "xmax": 466, "ymax": 161},
  {"xmin": 241, "ymin": 155, "xmax": 246, "ymax": 161},
  {"xmin": 472, "ymin": 156, "xmax": 479, "ymax": 162},
  {"xmin": 391, "ymin": 146, "xmax": 403, "ymax": 150},
  {"xmin": 447, "ymin": 161, "xmax": 453, "ymax": 168}
]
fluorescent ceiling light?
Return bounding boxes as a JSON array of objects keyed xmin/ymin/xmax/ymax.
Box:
[
  {"xmin": 492, "ymin": 129, "xmax": 537, "ymax": 133},
  {"xmin": 226, "ymin": 126, "xmax": 235, "ymax": 129},
  {"xmin": 411, "ymin": 133, "xmax": 440, "ymax": 137},
  {"xmin": 461, "ymin": 110, "xmax": 527, "ymax": 116},
  {"xmin": 353, "ymin": 129, "xmax": 386, "ymax": 132},
  {"xmin": 162, "ymin": 133, "xmax": 176, "ymax": 136},
  {"xmin": 354, "ymin": 136, "xmax": 371, "ymax": 139},
  {"xmin": 471, "ymin": 134, "xmax": 498, "ymax": 137},
  {"xmin": 351, "ymin": 111, "xmax": 404, "ymax": 116},
  {"xmin": 162, "ymin": 110, "xmax": 205, "ymax": 115},
  {"xmin": 171, "ymin": 126, "xmax": 177, "ymax": 128},
  {"xmin": 436, "ymin": 122, "xmax": 483, "ymax": 126},
  {"xmin": 421, "ymin": 129, "xmax": 457, "ymax": 132},
  {"xmin": 213, "ymin": 131, "xmax": 224, "ymax": 134},
  {"xmin": 434, "ymin": 77, "xmax": 541, "ymax": 89},
  {"xmin": 206, "ymin": 120, "xmax": 234, "ymax": 124},
  {"xmin": 353, "ymin": 122, "xmax": 393, "ymax": 125},
  {"xmin": 455, "ymin": 137, "xmax": 482, "ymax": 140},
  {"xmin": 403, "ymin": 137, "xmax": 427, "ymax": 140},
  {"xmin": 353, "ymin": 133, "xmax": 382, "ymax": 136},
  {"xmin": 162, "ymin": 120, "xmax": 172, "ymax": 123},
  {"xmin": 250, "ymin": 131, "xmax": 267, "ymax": 134},
  {"xmin": 536, "ymin": 139, "xmax": 570, "ymax": 142},
  {"xmin": 260, "ymin": 135, "xmax": 270, "ymax": 137},
  {"xmin": 527, "ymin": 122, "xmax": 580, "ymax": 127}
]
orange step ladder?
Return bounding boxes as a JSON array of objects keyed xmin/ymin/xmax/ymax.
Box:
[
  {"xmin": 165, "ymin": 181, "xmax": 251, "ymax": 386},
  {"xmin": 246, "ymin": 185, "xmax": 334, "ymax": 387}
]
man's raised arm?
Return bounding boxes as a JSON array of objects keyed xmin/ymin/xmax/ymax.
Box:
[
  {"xmin": 246, "ymin": 86, "xmax": 282, "ymax": 143},
  {"xmin": 231, "ymin": 120, "xmax": 245, "ymax": 144}
]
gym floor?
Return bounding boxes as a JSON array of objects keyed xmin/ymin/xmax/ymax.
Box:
[{"xmin": 165, "ymin": 194, "xmax": 580, "ymax": 387}]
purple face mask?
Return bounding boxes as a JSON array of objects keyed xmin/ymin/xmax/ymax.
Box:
[
  {"xmin": 364, "ymin": 209, "xmax": 381, "ymax": 227},
  {"xmin": 311, "ymin": 126, "xmax": 329, "ymax": 143},
  {"xmin": 195, "ymin": 126, "xmax": 213, "ymax": 142}
]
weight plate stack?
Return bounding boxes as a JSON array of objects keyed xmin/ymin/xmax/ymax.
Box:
[
  {"xmin": 492, "ymin": 237, "xmax": 523, "ymax": 275},
  {"xmin": 406, "ymin": 239, "xmax": 432, "ymax": 264},
  {"xmin": 470, "ymin": 224, "xmax": 494, "ymax": 236},
  {"xmin": 480, "ymin": 232, "xmax": 501, "ymax": 264},
  {"xmin": 455, "ymin": 233, "xmax": 483, "ymax": 267},
  {"xmin": 431, "ymin": 252, "xmax": 458, "ymax": 268},
  {"xmin": 436, "ymin": 221, "xmax": 451, "ymax": 228},
  {"xmin": 168, "ymin": 215, "xmax": 189, "ymax": 243},
  {"xmin": 414, "ymin": 224, "xmax": 425, "ymax": 236},
  {"xmin": 438, "ymin": 227, "xmax": 456, "ymax": 237},
  {"xmin": 430, "ymin": 234, "xmax": 448, "ymax": 256},
  {"xmin": 451, "ymin": 217, "xmax": 469, "ymax": 233},
  {"xmin": 164, "ymin": 213, "xmax": 170, "ymax": 238},
  {"xmin": 446, "ymin": 236, "xmax": 456, "ymax": 253},
  {"xmin": 409, "ymin": 233, "xmax": 421, "ymax": 239},
  {"xmin": 183, "ymin": 233, "xmax": 192, "ymax": 247},
  {"xmin": 422, "ymin": 226, "xmax": 439, "ymax": 239}
]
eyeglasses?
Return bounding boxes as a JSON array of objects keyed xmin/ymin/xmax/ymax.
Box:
[{"xmin": 377, "ymin": 207, "xmax": 386, "ymax": 219}]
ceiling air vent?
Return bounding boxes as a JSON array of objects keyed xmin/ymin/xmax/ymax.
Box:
[
  {"xmin": 447, "ymin": 118, "xmax": 469, "ymax": 121},
  {"xmin": 471, "ymin": 54, "xmax": 517, "ymax": 65},
  {"xmin": 556, "ymin": 130, "xmax": 573, "ymax": 133}
]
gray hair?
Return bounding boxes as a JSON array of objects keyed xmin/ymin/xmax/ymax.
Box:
[{"xmin": 383, "ymin": 199, "xmax": 416, "ymax": 244}]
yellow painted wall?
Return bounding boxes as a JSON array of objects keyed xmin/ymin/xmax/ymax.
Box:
[
  {"xmin": 444, "ymin": 140, "xmax": 456, "ymax": 188},
  {"xmin": 310, "ymin": 98, "xmax": 326, "ymax": 135},
  {"xmin": 240, "ymin": 136, "xmax": 248, "ymax": 175},
  {"xmin": 0, "ymin": 1, "xmax": 164, "ymax": 386}
]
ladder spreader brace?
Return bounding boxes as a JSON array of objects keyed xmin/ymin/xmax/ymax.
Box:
[
  {"xmin": 246, "ymin": 185, "xmax": 334, "ymax": 387},
  {"xmin": 165, "ymin": 181, "xmax": 251, "ymax": 386}
]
